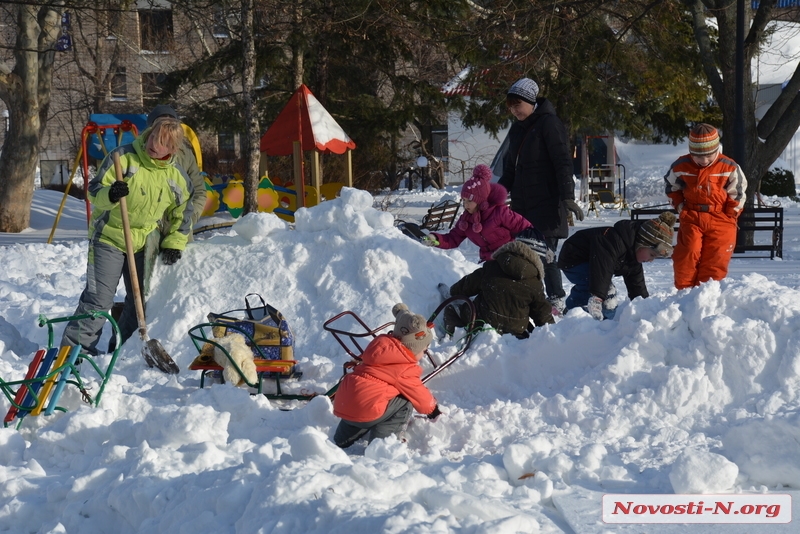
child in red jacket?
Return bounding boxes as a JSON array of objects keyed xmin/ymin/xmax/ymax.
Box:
[
  {"xmin": 333, "ymin": 303, "xmax": 442, "ymax": 448},
  {"xmin": 424, "ymin": 164, "xmax": 531, "ymax": 262}
]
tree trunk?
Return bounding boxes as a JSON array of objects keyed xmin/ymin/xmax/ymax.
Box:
[
  {"xmin": 696, "ymin": 1, "xmax": 800, "ymax": 196},
  {"xmin": 0, "ymin": 5, "xmax": 62, "ymax": 233},
  {"xmin": 291, "ymin": 4, "xmax": 304, "ymax": 89},
  {"xmin": 241, "ymin": 0, "xmax": 261, "ymax": 215},
  {"xmin": 690, "ymin": 1, "xmax": 800, "ymax": 246}
]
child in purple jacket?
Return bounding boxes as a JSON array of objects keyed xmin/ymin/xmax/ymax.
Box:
[{"xmin": 424, "ymin": 164, "xmax": 531, "ymax": 262}]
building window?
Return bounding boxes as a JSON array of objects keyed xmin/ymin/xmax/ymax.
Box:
[
  {"xmin": 213, "ymin": 6, "xmax": 232, "ymax": 38},
  {"xmin": 216, "ymin": 81, "xmax": 233, "ymax": 101},
  {"xmin": 139, "ymin": 9, "xmax": 173, "ymax": 52},
  {"xmin": 218, "ymin": 132, "xmax": 236, "ymax": 161},
  {"xmin": 110, "ymin": 67, "xmax": 127, "ymax": 101},
  {"xmin": 142, "ymin": 72, "xmax": 167, "ymax": 108}
]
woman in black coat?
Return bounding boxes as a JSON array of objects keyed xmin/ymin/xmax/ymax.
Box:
[{"xmin": 498, "ymin": 78, "xmax": 583, "ymax": 312}]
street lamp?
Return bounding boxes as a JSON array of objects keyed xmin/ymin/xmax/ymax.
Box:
[{"xmin": 416, "ymin": 156, "xmax": 429, "ymax": 191}]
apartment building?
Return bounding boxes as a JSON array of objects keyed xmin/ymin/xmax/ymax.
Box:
[{"xmin": 1, "ymin": 1, "xmax": 235, "ymax": 188}]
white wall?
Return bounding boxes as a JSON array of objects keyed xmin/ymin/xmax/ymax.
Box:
[{"xmin": 445, "ymin": 111, "xmax": 509, "ymax": 185}]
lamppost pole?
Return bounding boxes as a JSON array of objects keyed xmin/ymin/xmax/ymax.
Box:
[{"xmin": 734, "ymin": 0, "xmax": 746, "ymax": 171}]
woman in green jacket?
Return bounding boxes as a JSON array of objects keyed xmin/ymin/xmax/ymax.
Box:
[{"xmin": 62, "ymin": 118, "xmax": 194, "ymax": 355}]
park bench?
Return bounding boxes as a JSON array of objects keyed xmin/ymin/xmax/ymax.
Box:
[
  {"xmin": 395, "ymin": 198, "xmax": 461, "ymax": 240},
  {"xmin": 420, "ymin": 199, "xmax": 461, "ymax": 231},
  {"xmin": 630, "ymin": 205, "xmax": 784, "ymax": 259}
]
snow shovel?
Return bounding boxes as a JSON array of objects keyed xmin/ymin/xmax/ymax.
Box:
[{"xmin": 112, "ymin": 151, "xmax": 180, "ymax": 374}]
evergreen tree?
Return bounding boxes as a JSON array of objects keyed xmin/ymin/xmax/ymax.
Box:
[{"xmin": 449, "ymin": 1, "xmax": 715, "ymax": 143}]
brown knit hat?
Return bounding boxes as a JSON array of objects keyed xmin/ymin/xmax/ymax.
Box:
[
  {"xmin": 636, "ymin": 212, "xmax": 677, "ymax": 258},
  {"xmin": 688, "ymin": 124, "xmax": 720, "ymax": 156},
  {"xmin": 392, "ymin": 303, "xmax": 433, "ymax": 355}
]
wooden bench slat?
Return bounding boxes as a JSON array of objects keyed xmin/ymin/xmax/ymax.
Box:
[
  {"xmin": 631, "ymin": 206, "xmax": 783, "ymax": 260},
  {"xmin": 421, "ymin": 200, "xmax": 460, "ymax": 231}
]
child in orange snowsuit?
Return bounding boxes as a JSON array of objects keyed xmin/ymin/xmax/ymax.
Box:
[
  {"xmin": 332, "ymin": 303, "xmax": 442, "ymax": 448},
  {"xmin": 664, "ymin": 124, "xmax": 748, "ymax": 289}
]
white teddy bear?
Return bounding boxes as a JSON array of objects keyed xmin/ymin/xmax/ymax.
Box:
[{"xmin": 212, "ymin": 333, "xmax": 258, "ymax": 387}]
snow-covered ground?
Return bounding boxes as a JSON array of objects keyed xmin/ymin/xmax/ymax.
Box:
[{"xmin": 2, "ymin": 140, "xmax": 800, "ymax": 533}]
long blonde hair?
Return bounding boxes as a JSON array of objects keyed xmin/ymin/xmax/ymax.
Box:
[{"xmin": 148, "ymin": 117, "xmax": 184, "ymax": 154}]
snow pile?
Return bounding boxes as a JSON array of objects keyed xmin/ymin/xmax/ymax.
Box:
[{"xmin": 2, "ymin": 186, "xmax": 800, "ymax": 531}]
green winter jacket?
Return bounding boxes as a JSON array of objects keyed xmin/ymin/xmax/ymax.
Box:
[
  {"xmin": 174, "ymin": 133, "xmax": 205, "ymax": 226},
  {"xmin": 88, "ymin": 129, "xmax": 194, "ymax": 253}
]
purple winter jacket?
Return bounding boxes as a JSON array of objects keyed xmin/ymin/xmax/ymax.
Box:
[{"xmin": 432, "ymin": 183, "xmax": 531, "ymax": 262}]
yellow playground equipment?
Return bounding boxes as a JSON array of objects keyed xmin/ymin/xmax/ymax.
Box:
[{"xmin": 201, "ymin": 174, "xmax": 344, "ymax": 223}]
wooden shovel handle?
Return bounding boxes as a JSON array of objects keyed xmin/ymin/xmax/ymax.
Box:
[{"xmin": 112, "ymin": 152, "xmax": 148, "ymax": 341}]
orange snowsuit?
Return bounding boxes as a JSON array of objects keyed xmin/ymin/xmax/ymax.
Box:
[{"xmin": 664, "ymin": 153, "xmax": 747, "ymax": 289}]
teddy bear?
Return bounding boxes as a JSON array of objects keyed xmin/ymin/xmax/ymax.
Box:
[{"xmin": 212, "ymin": 333, "xmax": 258, "ymax": 387}]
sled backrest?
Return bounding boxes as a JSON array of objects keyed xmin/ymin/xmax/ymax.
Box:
[{"xmin": 322, "ymin": 311, "xmax": 393, "ymax": 361}]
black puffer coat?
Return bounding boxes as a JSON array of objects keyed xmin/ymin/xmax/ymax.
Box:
[
  {"xmin": 556, "ymin": 220, "xmax": 649, "ymax": 301},
  {"xmin": 498, "ymin": 98, "xmax": 575, "ymax": 238},
  {"xmin": 449, "ymin": 240, "xmax": 554, "ymax": 335}
]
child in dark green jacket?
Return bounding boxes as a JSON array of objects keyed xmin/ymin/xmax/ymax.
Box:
[{"xmin": 442, "ymin": 233, "xmax": 554, "ymax": 338}]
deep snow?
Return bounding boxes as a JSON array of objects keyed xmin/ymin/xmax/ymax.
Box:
[{"xmin": 2, "ymin": 140, "xmax": 800, "ymax": 533}]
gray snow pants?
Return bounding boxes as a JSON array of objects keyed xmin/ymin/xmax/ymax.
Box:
[
  {"xmin": 334, "ymin": 396, "xmax": 412, "ymax": 448},
  {"xmin": 61, "ymin": 241, "xmax": 145, "ymax": 355}
]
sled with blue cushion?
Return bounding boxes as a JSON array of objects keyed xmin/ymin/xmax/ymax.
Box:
[
  {"xmin": 187, "ymin": 295, "xmax": 479, "ymax": 403},
  {"xmin": 188, "ymin": 294, "xmax": 302, "ymax": 398},
  {"xmin": 1, "ymin": 311, "xmax": 122, "ymax": 428}
]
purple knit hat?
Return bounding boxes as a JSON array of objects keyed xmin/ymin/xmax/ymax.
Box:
[{"xmin": 458, "ymin": 164, "xmax": 493, "ymax": 233}]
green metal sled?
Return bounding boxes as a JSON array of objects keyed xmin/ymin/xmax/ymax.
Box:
[{"xmin": 1, "ymin": 311, "xmax": 122, "ymax": 429}]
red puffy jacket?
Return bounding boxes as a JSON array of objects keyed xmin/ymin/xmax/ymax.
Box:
[{"xmin": 333, "ymin": 335, "xmax": 437, "ymax": 422}]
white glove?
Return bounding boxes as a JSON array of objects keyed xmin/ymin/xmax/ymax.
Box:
[
  {"xmin": 422, "ymin": 235, "xmax": 439, "ymax": 247},
  {"xmin": 587, "ymin": 296, "xmax": 604, "ymax": 321}
]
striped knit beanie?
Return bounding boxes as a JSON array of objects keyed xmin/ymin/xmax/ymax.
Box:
[
  {"xmin": 507, "ymin": 78, "xmax": 539, "ymax": 105},
  {"xmin": 688, "ymin": 124, "xmax": 720, "ymax": 156},
  {"xmin": 636, "ymin": 212, "xmax": 677, "ymax": 258}
]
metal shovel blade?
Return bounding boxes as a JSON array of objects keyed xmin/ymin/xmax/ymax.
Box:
[{"xmin": 142, "ymin": 338, "xmax": 180, "ymax": 374}]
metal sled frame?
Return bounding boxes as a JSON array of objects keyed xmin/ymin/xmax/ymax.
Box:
[
  {"xmin": 322, "ymin": 296, "xmax": 479, "ymax": 398},
  {"xmin": 1, "ymin": 312, "xmax": 122, "ymax": 429}
]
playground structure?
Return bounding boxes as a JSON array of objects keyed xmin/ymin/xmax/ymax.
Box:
[
  {"xmin": 259, "ymin": 84, "xmax": 357, "ymax": 211},
  {"xmin": 49, "ymin": 86, "xmax": 356, "ymax": 238},
  {"xmin": 1, "ymin": 312, "xmax": 122, "ymax": 429},
  {"xmin": 199, "ymin": 173, "xmax": 345, "ymax": 223},
  {"xmin": 576, "ymin": 134, "xmax": 629, "ymax": 216}
]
